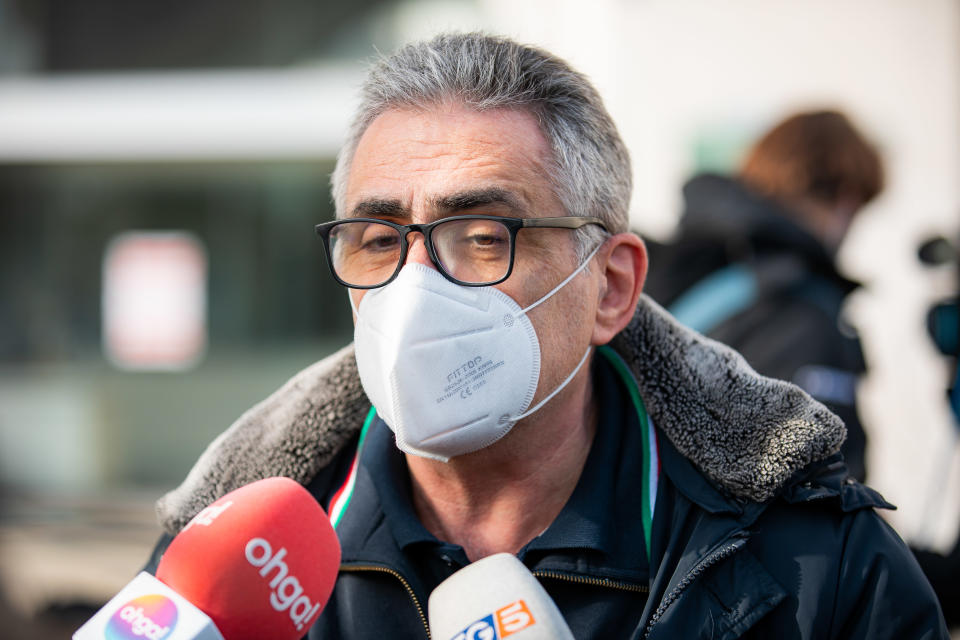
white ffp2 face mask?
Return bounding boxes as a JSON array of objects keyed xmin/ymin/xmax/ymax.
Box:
[{"xmin": 352, "ymin": 248, "xmax": 599, "ymax": 461}]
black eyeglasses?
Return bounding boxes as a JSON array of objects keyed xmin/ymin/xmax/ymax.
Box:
[{"xmin": 314, "ymin": 215, "xmax": 607, "ymax": 289}]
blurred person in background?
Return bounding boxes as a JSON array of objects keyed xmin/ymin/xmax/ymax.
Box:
[
  {"xmin": 146, "ymin": 36, "xmax": 946, "ymax": 637},
  {"xmin": 645, "ymin": 110, "xmax": 882, "ymax": 482},
  {"xmin": 912, "ymin": 236, "xmax": 960, "ymax": 627}
]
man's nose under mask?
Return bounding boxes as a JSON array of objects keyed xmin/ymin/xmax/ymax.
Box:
[{"xmin": 351, "ymin": 246, "xmax": 600, "ymax": 461}]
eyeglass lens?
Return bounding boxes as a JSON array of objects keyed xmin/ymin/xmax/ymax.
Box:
[{"xmin": 328, "ymin": 219, "xmax": 513, "ymax": 287}]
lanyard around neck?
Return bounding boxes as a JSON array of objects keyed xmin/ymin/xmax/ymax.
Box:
[{"xmin": 597, "ymin": 344, "xmax": 660, "ymax": 560}]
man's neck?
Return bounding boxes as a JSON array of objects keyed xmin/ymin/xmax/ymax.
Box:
[{"xmin": 405, "ymin": 370, "xmax": 598, "ymax": 561}]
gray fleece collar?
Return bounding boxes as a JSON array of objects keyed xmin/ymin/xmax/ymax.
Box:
[{"xmin": 156, "ymin": 294, "xmax": 845, "ymax": 534}]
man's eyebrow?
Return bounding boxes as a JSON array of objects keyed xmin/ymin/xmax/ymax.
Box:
[
  {"xmin": 350, "ymin": 199, "xmax": 408, "ymax": 219},
  {"xmin": 433, "ymin": 188, "xmax": 523, "ymax": 213},
  {"xmin": 349, "ymin": 189, "xmax": 523, "ymax": 219}
]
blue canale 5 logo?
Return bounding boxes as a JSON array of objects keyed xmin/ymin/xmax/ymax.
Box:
[{"xmin": 450, "ymin": 599, "xmax": 535, "ymax": 640}]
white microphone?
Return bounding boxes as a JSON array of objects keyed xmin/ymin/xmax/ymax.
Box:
[
  {"xmin": 73, "ymin": 572, "xmax": 224, "ymax": 640},
  {"xmin": 428, "ymin": 553, "xmax": 575, "ymax": 640}
]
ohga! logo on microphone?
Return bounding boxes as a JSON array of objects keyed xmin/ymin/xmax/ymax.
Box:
[
  {"xmin": 245, "ymin": 537, "xmax": 323, "ymax": 631},
  {"xmin": 450, "ymin": 599, "xmax": 535, "ymax": 640},
  {"xmin": 105, "ymin": 594, "xmax": 178, "ymax": 640}
]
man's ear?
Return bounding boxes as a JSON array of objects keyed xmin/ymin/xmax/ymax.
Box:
[{"xmin": 591, "ymin": 233, "xmax": 647, "ymax": 346}]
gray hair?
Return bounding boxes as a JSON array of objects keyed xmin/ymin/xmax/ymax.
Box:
[{"xmin": 330, "ymin": 32, "xmax": 632, "ymax": 260}]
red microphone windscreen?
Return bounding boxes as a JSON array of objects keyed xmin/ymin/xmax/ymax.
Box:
[{"xmin": 156, "ymin": 477, "xmax": 341, "ymax": 640}]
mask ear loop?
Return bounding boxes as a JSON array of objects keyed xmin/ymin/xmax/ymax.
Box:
[
  {"xmin": 504, "ymin": 240, "xmax": 605, "ymax": 422},
  {"xmin": 507, "ymin": 346, "xmax": 592, "ymax": 422},
  {"xmin": 516, "ymin": 242, "xmax": 604, "ymax": 317}
]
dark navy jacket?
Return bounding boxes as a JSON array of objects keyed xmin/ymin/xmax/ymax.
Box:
[
  {"xmin": 292, "ymin": 437, "xmax": 945, "ymax": 638},
  {"xmin": 146, "ymin": 352, "xmax": 948, "ymax": 639}
]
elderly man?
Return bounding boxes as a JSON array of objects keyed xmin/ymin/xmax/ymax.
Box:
[{"xmin": 149, "ymin": 33, "xmax": 947, "ymax": 638}]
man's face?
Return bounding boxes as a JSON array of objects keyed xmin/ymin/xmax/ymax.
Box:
[{"xmin": 343, "ymin": 102, "xmax": 601, "ymax": 408}]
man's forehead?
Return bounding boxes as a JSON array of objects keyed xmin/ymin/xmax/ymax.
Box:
[
  {"xmin": 353, "ymin": 104, "xmax": 551, "ymax": 164},
  {"xmin": 344, "ymin": 105, "xmax": 556, "ymax": 219}
]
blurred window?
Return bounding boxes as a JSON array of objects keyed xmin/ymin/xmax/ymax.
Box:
[{"xmin": 0, "ymin": 162, "xmax": 352, "ymax": 363}]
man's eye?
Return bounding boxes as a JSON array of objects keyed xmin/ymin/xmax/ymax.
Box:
[
  {"xmin": 458, "ymin": 221, "xmax": 508, "ymax": 246},
  {"xmin": 466, "ymin": 233, "xmax": 505, "ymax": 246},
  {"xmin": 360, "ymin": 230, "xmax": 399, "ymax": 251}
]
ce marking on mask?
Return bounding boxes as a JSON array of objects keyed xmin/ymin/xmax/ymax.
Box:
[{"xmin": 437, "ymin": 356, "xmax": 506, "ymax": 405}]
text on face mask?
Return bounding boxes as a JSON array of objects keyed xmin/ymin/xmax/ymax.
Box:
[{"xmin": 437, "ymin": 357, "xmax": 506, "ymax": 405}]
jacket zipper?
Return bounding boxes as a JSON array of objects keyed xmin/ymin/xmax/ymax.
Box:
[
  {"xmin": 339, "ymin": 564, "xmax": 431, "ymax": 638},
  {"xmin": 642, "ymin": 537, "xmax": 747, "ymax": 639},
  {"xmin": 533, "ymin": 570, "xmax": 650, "ymax": 594},
  {"xmin": 336, "ymin": 566, "xmax": 648, "ymax": 638}
]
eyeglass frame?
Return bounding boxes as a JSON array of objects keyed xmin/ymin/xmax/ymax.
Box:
[{"xmin": 314, "ymin": 214, "xmax": 608, "ymax": 289}]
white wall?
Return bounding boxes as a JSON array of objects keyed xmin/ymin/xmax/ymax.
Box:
[{"xmin": 478, "ymin": 0, "xmax": 960, "ymax": 548}]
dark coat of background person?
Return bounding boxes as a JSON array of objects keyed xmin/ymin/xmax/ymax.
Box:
[
  {"xmin": 645, "ymin": 173, "xmax": 868, "ymax": 480},
  {"xmin": 645, "ymin": 110, "xmax": 887, "ymax": 483}
]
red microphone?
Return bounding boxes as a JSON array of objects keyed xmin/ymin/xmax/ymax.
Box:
[
  {"xmin": 73, "ymin": 477, "xmax": 341, "ymax": 640},
  {"xmin": 157, "ymin": 477, "xmax": 341, "ymax": 639}
]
